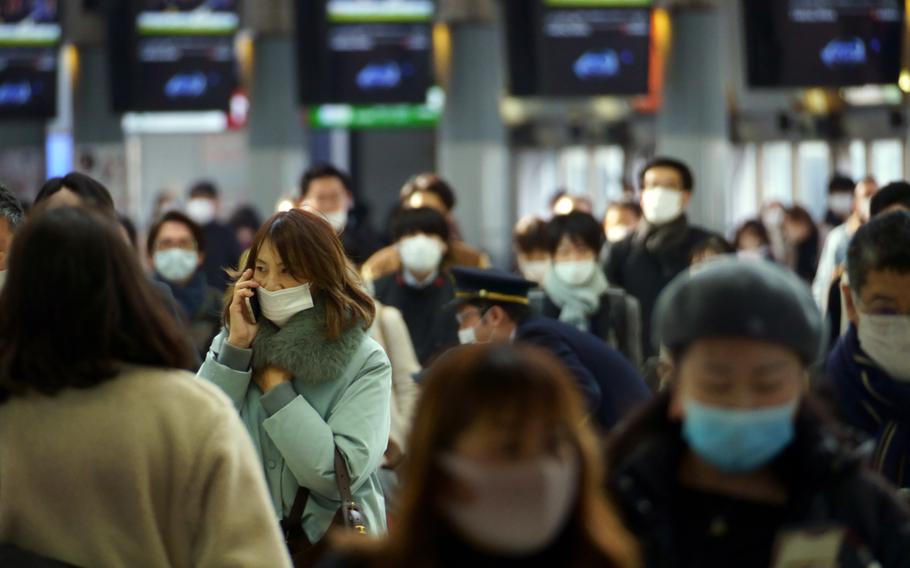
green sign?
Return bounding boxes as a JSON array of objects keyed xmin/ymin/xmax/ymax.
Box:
[
  {"xmin": 327, "ymin": 0, "xmax": 434, "ymax": 23},
  {"xmin": 327, "ymin": 13, "xmax": 432, "ymax": 23},
  {"xmin": 0, "ymin": 24, "xmax": 60, "ymax": 47},
  {"xmin": 544, "ymin": 0, "xmax": 653, "ymax": 7},
  {"xmin": 137, "ymin": 12, "xmax": 239, "ymax": 36},
  {"xmin": 310, "ymin": 104, "xmax": 441, "ymax": 129}
]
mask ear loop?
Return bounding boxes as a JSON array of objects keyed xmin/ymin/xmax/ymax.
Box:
[{"xmin": 479, "ymin": 306, "xmax": 505, "ymax": 341}]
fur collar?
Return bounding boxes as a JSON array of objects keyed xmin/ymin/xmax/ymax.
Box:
[{"xmin": 251, "ymin": 301, "xmax": 365, "ymax": 385}]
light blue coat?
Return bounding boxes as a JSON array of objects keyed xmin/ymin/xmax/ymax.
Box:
[{"xmin": 197, "ymin": 317, "xmax": 392, "ymax": 543}]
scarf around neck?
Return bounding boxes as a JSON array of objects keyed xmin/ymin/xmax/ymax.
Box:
[
  {"xmin": 251, "ymin": 301, "xmax": 366, "ymax": 385},
  {"xmin": 635, "ymin": 215, "xmax": 690, "ymax": 256},
  {"xmin": 827, "ymin": 326, "xmax": 910, "ymax": 488},
  {"xmin": 157, "ymin": 270, "xmax": 207, "ymax": 319},
  {"xmin": 543, "ymin": 265, "xmax": 609, "ymax": 331}
]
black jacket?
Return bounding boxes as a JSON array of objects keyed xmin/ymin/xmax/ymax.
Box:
[
  {"xmin": 794, "ymin": 235, "xmax": 821, "ymax": 284},
  {"xmin": 607, "ymin": 395, "xmax": 910, "ymax": 568},
  {"xmin": 150, "ymin": 279, "xmax": 202, "ymax": 370},
  {"xmin": 200, "ymin": 221, "xmax": 242, "ymax": 292},
  {"xmin": 372, "ymin": 271, "xmax": 459, "ymax": 367},
  {"xmin": 516, "ymin": 315, "xmax": 650, "ymax": 432},
  {"xmin": 340, "ymin": 219, "xmax": 380, "ymax": 267},
  {"xmin": 606, "ymin": 217, "xmax": 714, "ymax": 359},
  {"xmin": 155, "ymin": 272, "xmax": 223, "ymax": 362}
]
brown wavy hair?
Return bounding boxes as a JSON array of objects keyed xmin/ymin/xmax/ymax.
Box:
[
  {"xmin": 223, "ymin": 208, "xmax": 374, "ymax": 339},
  {"xmin": 334, "ymin": 343, "xmax": 641, "ymax": 568}
]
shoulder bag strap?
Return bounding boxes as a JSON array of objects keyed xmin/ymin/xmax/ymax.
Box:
[
  {"xmin": 280, "ymin": 486, "xmax": 311, "ymax": 536},
  {"xmin": 334, "ymin": 448, "xmax": 368, "ymax": 535}
]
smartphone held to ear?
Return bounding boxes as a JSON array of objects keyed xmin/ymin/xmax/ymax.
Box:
[{"xmin": 244, "ymin": 294, "xmax": 261, "ymax": 324}]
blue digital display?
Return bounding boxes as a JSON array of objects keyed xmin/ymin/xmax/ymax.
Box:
[
  {"xmin": 297, "ymin": 0, "xmax": 435, "ymax": 105},
  {"xmin": 0, "ymin": 0, "xmax": 60, "ymax": 118},
  {"xmin": 356, "ymin": 62, "xmax": 405, "ymax": 90},
  {"xmin": 573, "ymin": 50, "xmax": 622, "ymax": 80},
  {"xmin": 744, "ymin": 0, "xmax": 904, "ymax": 88},
  {"xmin": 111, "ymin": 0, "xmax": 239, "ymax": 111},
  {"xmin": 504, "ymin": 1, "xmax": 651, "ymax": 97},
  {"xmin": 820, "ymin": 37, "xmax": 867, "ymax": 68}
]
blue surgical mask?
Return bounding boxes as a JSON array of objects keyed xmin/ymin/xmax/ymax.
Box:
[{"xmin": 682, "ymin": 398, "xmax": 799, "ymax": 473}]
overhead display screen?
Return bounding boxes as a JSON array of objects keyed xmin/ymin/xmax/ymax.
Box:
[
  {"xmin": 744, "ymin": 0, "xmax": 904, "ymax": 87},
  {"xmin": 111, "ymin": 0, "xmax": 239, "ymax": 112},
  {"xmin": 297, "ymin": 0, "xmax": 435, "ymax": 105},
  {"xmin": 0, "ymin": 0, "xmax": 61, "ymax": 118},
  {"xmin": 505, "ymin": 0, "xmax": 652, "ymax": 97}
]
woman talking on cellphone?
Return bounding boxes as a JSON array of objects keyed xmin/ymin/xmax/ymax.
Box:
[{"xmin": 198, "ymin": 208, "xmax": 392, "ymax": 562}]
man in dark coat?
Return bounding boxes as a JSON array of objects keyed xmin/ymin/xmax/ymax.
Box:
[
  {"xmin": 451, "ymin": 267, "xmax": 650, "ymax": 433},
  {"xmin": 824, "ymin": 211, "xmax": 910, "ymax": 490},
  {"xmin": 299, "ymin": 163, "xmax": 379, "ymax": 266},
  {"xmin": 606, "ymin": 156, "xmax": 715, "ymax": 359},
  {"xmin": 185, "ymin": 181, "xmax": 241, "ymax": 292}
]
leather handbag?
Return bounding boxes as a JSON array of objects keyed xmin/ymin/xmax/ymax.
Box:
[{"xmin": 280, "ymin": 448, "xmax": 368, "ymax": 567}]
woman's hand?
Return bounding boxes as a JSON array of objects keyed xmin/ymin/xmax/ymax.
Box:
[
  {"xmin": 254, "ymin": 365, "xmax": 292, "ymax": 393},
  {"xmin": 227, "ymin": 269, "xmax": 260, "ymax": 349}
]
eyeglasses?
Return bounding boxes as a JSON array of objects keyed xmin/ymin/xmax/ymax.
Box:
[
  {"xmin": 156, "ymin": 238, "xmax": 197, "ymax": 252},
  {"xmin": 455, "ymin": 309, "xmax": 482, "ymax": 326}
]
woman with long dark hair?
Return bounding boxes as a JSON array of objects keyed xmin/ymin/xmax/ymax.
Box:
[
  {"xmin": 0, "ymin": 207, "xmax": 290, "ymax": 567},
  {"xmin": 783, "ymin": 206, "xmax": 820, "ymax": 282},
  {"xmin": 198, "ymin": 208, "xmax": 392, "ymax": 561}
]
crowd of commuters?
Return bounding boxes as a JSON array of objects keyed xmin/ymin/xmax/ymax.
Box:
[{"xmin": 0, "ymin": 156, "xmax": 908, "ymax": 568}]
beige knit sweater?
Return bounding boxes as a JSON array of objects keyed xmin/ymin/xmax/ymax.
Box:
[{"xmin": 0, "ymin": 365, "xmax": 292, "ymax": 568}]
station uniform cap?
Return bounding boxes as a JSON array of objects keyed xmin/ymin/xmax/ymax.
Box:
[
  {"xmin": 450, "ymin": 267, "xmax": 535, "ymax": 306},
  {"xmin": 653, "ymin": 259, "xmax": 825, "ymax": 364}
]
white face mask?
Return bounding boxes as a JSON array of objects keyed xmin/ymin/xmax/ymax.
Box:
[
  {"xmin": 154, "ymin": 249, "xmax": 198, "ymax": 282},
  {"xmin": 641, "ymin": 187, "xmax": 685, "ymax": 225},
  {"xmin": 857, "ymin": 312, "xmax": 910, "ymax": 382},
  {"xmin": 828, "ymin": 193, "xmax": 854, "ymax": 217},
  {"xmin": 606, "ymin": 225, "xmax": 631, "ymax": 243},
  {"xmin": 457, "ymin": 326, "xmax": 476, "ymax": 345},
  {"xmin": 518, "ymin": 259, "xmax": 549, "ymax": 285},
  {"xmin": 186, "ymin": 198, "xmax": 216, "ymax": 226},
  {"xmin": 323, "ymin": 209, "xmax": 348, "ymax": 233},
  {"xmin": 553, "ymin": 260, "xmax": 597, "ymax": 286},
  {"xmin": 440, "ymin": 452, "xmax": 579, "ymax": 556},
  {"xmin": 399, "ymin": 234, "xmax": 444, "ymax": 275},
  {"xmin": 257, "ymin": 283, "xmax": 314, "ymax": 327}
]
